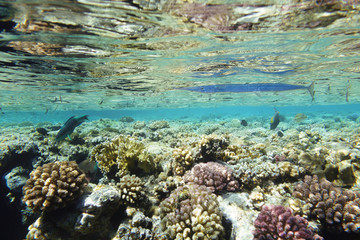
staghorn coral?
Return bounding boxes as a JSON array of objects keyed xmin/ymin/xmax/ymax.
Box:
[
  {"xmin": 160, "ymin": 183, "xmax": 223, "ymax": 240},
  {"xmin": 171, "ymin": 146, "xmax": 196, "ymax": 176},
  {"xmin": 253, "ymin": 205, "xmax": 322, "ymax": 240},
  {"xmin": 293, "ymin": 175, "xmax": 360, "ymax": 237},
  {"xmin": 22, "ymin": 161, "xmax": 88, "ymax": 212},
  {"xmin": 90, "ymin": 135, "xmax": 157, "ymax": 177},
  {"xmin": 183, "ymin": 162, "xmax": 239, "ymax": 193},
  {"xmin": 114, "ymin": 174, "xmax": 146, "ymax": 206}
]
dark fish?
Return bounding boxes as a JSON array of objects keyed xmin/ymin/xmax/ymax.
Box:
[
  {"xmin": 241, "ymin": 120, "xmax": 248, "ymax": 126},
  {"xmin": 270, "ymin": 109, "xmax": 280, "ymax": 130},
  {"xmin": 178, "ymin": 82, "xmax": 315, "ymax": 101},
  {"xmin": 36, "ymin": 127, "xmax": 48, "ymax": 135},
  {"xmin": 55, "ymin": 115, "xmax": 89, "ymax": 141}
]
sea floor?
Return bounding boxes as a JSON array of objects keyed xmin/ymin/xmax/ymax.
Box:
[{"xmin": 1, "ymin": 109, "xmax": 360, "ymax": 240}]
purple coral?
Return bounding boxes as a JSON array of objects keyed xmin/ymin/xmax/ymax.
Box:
[
  {"xmin": 253, "ymin": 205, "xmax": 322, "ymax": 240},
  {"xmin": 183, "ymin": 162, "xmax": 239, "ymax": 193},
  {"xmin": 293, "ymin": 175, "xmax": 360, "ymax": 237}
]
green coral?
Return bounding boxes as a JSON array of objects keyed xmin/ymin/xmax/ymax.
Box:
[{"xmin": 90, "ymin": 135, "xmax": 157, "ymax": 177}]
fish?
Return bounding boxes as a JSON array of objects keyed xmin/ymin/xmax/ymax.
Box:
[
  {"xmin": 270, "ymin": 109, "xmax": 280, "ymax": 130},
  {"xmin": 293, "ymin": 113, "xmax": 307, "ymax": 123},
  {"xmin": 55, "ymin": 115, "xmax": 89, "ymax": 141},
  {"xmin": 178, "ymin": 82, "xmax": 315, "ymax": 101}
]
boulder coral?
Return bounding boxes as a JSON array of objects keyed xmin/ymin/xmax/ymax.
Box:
[
  {"xmin": 22, "ymin": 161, "xmax": 88, "ymax": 212},
  {"xmin": 160, "ymin": 183, "xmax": 223, "ymax": 239},
  {"xmin": 90, "ymin": 135, "xmax": 157, "ymax": 177},
  {"xmin": 183, "ymin": 162, "xmax": 239, "ymax": 193},
  {"xmin": 253, "ymin": 205, "xmax": 322, "ymax": 240},
  {"xmin": 293, "ymin": 175, "xmax": 360, "ymax": 237}
]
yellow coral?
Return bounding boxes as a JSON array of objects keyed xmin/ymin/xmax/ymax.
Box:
[
  {"xmin": 91, "ymin": 135, "xmax": 157, "ymax": 177},
  {"xmin": 171, "ymin": 146, "xmax": 195, "ymax": 175}
]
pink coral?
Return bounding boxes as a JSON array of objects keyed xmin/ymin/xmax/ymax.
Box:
[
  {"xmin": 253, "ymin": 205, "xmax": 322, "ymax": 240},
  {"xmin": 183, "ymin": 162, "xmax": 239, "ymax": 193}
]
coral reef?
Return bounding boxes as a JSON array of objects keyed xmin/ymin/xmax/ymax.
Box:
[
  {"xmin": 183, "ymin": 162, "xmax": 239, "ymax": 193},
  {"xmin": 159, "ymin": 183, "xmax": 223, "ymax": 239},
  {"xmin": 26, "ymin": 184, "xmax": 122, "ymax": 239},
  {"xmin": 293, "ymin": 175, "xmax": 360, "ymax": 237},
  {"xmin": 22, "ymin": 161, "xmax": 88, "ymax": 212},
  {"xmin": 171, "ymin": 146, "xmax": 196, "ymax": 176},
  {"xmin": 114, "ymin": 174, "xmax": 146, "ymax": 206},
  {"xmin": 148, "ymin": 120, "xmax": 169, "ymax": 131},
  {"xmin": 232, "ymin": 157, "xmax": 306, "ymax": 190},
  {"xmin": 197, "ymin": 135, "xmax": 229, "ymax": 162},
  {"xmin": 253, "ymin": 205, "xmax": 322, "ymax": 240},
  {"xmin": 90, "ymin": 135, "xmax": 157, "ymax": 177}
]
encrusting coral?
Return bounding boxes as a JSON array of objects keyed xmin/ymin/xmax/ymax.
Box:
[
  {"xmin": 253, "ymin": 205, "xmax": 323, "ymax": 240},
  {"xmin": 293, "ymin": 175, "xmax": 360, "ymax": 237},
  {"xmin": 160, "ymin": 183, "xmax": 223, "ymax": 239},
  {"xmin": 22, "ymin": 161, "xmax": 88, "ymax": 212},
  {"xmin": 183, "ymin": 162, "xmax": 239, "ymax": 193},
  {"xmin": 90, "ymin": 135, "xmax": 157, "ymax": 177}
]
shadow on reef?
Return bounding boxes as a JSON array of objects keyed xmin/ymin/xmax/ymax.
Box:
[{"xmin": 0, "ymin": 180, "xmax": 27, "ymax": 239}]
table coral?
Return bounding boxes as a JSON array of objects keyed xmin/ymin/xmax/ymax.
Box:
[
  {"xmin": 183, "ymin": 162, "xmax": 239, "ymax": 193},
  {"xmin": 253, "ymin": 205, "xmax": 322, "ymax": 240},
  {"xmin": 293, "ymin": 175, "xmax": 360, "ymax": 237},
  {"xmin": 90, "ymin": 135, "xmax": 157, "ymax": 177},
  {"xmin": 160, "ymin": 183, "xmax": 224, "ymax": 239},
  {"xmin": 22, "ymin": 161, "xmax": 88, "ymax": 212}
]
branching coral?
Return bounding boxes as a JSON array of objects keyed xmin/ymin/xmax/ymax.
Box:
[
  {"xmin": 171, "ymin": 146, "xmax": 196, "ymax": 176},
  {"xmin": 22, "ymin": 161, "xmax": 88, "ymax": 212},
  {"xmin": 90, "ymin": 135, "xmax": 157, "ymax": 177},
  {"xmin": 223, "ymin": 144, "xmax": 265, "ymax": 163},
  {"xmin": 183, "ymin": 162, "xmax": 239, "ymax": 193},
  {"xmin": 253, "ymin": 205, "xmax": 322, "ymax": 240},
  {"xmin": 293, "ymin": 175, "xmax": 360, "ymax": 236},
  {"xmin": 197, "ymin": 135, "xmax": 229, "ymax": 162},
  {"xmin": 114, "ymin": 174, "xmax": 146, "ymax": 205},
  {"xmin": 160, "ymin": 183, "xmax": 223, "ymax": 239}
]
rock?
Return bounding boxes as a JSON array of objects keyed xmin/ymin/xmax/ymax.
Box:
[{"xmin": 5, "ymin": 166, "xmax": 29, "ymax": 193}]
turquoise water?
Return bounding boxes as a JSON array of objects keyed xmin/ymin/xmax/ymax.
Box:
[{"xmin": 1, "ymin": 104, "xmax": 360, "ymax": 124}]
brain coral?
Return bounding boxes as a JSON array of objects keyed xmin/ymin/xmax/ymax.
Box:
[
  {"xmin": 90, "ymin": 135, "xmax": 157, "ymax": 177},
  {"xmin": 183, "ymin": 162, "xmax": 239, "ymax": 193},
  {"xmin": 253, "ymin": 205, "xmax": 322, "ymax": 240},
  {"xmin": 293, "ymin": 175, "xmax": 360, "ymax": 236},
  {"xmin": 160, "ymin": 183, "xmax": 223, "ymax": 239},
  {"xmin": 23, "ymin": 161, "xmax": 88, "ymax": 212}
]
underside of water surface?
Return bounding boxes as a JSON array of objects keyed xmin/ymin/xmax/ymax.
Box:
[{"xmin": 0, "ymin": 0, "xmax": 360, "ymax": 113}]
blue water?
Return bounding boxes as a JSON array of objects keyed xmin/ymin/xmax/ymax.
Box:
[{"xmin": 1, "ymin": 104, "xmax": 359, "ymax": 125}]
